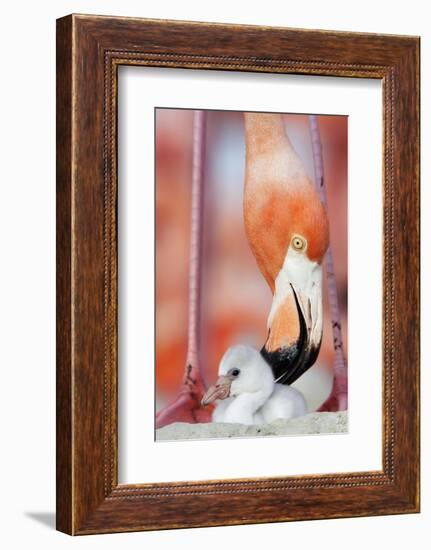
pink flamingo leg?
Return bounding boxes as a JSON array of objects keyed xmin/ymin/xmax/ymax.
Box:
[
  {"xmin": 309, "ymin": 115, "xmax": 348, "ymax": 412},
  {"xmin": 156, "ymin": 111, "xmax": 213, "ymax": 429}
]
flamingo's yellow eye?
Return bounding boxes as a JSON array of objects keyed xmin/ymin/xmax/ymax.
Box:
[{"xmin": 291, "ymin": 235, "xmax": 307, "ymax": 251}]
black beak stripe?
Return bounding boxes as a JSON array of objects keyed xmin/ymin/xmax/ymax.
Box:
[{"xmin": 260, "ymin": 284, "xmax": 321, "ymax": 385}]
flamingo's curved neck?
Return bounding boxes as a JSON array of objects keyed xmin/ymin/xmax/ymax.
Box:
[
  {"xmin": 244, "ymin": 112, "xmax": 305, "ymax": 189},
  {"xmin": 244, "ymin": 113, "xmax": 292, "ymax": 158}
]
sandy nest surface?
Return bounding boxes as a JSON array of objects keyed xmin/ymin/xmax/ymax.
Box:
[{"xmin": 156, "ymin": 411, "xmax": 348, "ymax": 441}]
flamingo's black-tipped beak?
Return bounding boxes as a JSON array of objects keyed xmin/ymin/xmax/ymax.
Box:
[{"xmin": 261, "ymin": 283, "xmax": 323, "ymax": 385}]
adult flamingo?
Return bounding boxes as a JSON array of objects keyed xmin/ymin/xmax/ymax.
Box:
[{"xmin": 243, "ymin": 112, "xmax": 329, "ymax": 387}]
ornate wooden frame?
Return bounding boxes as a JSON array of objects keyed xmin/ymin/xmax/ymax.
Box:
[{"xmin": 56, "ymin": 14, "xmax": 420, "ymax": 535}]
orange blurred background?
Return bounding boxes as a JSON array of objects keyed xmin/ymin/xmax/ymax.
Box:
[{"xmin": 155, "ymin": 109, "xmax": 347, "ymax": 413}]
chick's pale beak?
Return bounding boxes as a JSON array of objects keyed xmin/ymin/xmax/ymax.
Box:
[{"xmin": 201, "ymin": 375, "xmax": 232, "ymax": 406}]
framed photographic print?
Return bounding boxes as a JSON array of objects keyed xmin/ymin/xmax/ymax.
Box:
[{"xmin": 56, "ymin": 14, "xmax": 420, "ymax": 535}]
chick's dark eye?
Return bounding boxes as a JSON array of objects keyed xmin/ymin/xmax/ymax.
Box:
[{"xmin": 231, "ymin": 369, "xmax": 240, "ymax": 377}]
